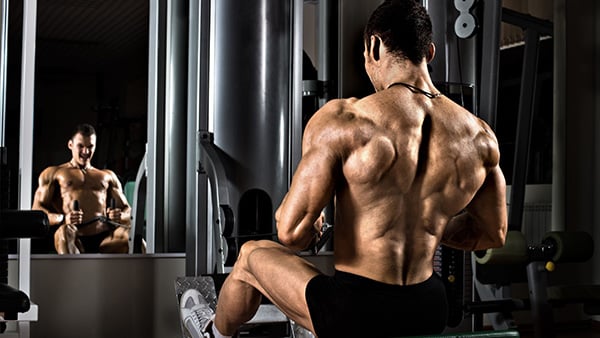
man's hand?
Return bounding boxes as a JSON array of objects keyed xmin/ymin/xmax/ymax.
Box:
[
  {"xmin": 66, "ymin": 210, "xmax": 83, "ymax": 225},
  {"xmin": 311, "ymin": 213, "xmax": 326, "ymax": 243},
  {"xmin": 106, "ymin": 207, "xmax": 122, "ymax": 223},
  {"xmin": 306, "ymin": 212, "xmax": 328, "ymax": 252}
]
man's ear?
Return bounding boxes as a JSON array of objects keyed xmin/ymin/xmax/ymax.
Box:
[
  {"xmin": 371, "ymin": 35, "xmax": 381, "ymax": 61},
  {"xmin": 426, "ymin": 42, "xmax": 436, "ymax": 63},
  {"xmin": 67, "ymin": 139, "xmax": 73, "ymax": 150}
]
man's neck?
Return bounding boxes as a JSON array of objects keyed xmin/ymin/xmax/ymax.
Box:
[
  {"xmin": 69, "ymin": 160, "xmax": 91, "ymax": 171},
  {"xmin": 381, "ymin": 62, "xmax": 434, "ymax": 93}
]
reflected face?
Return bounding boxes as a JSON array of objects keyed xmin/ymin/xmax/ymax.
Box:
[{"xmin": 68, "ymin": 133, "xmax": 96, "ymax": 168}]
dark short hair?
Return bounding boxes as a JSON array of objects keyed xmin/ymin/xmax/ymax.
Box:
[
  {"xmin": 364, "ymin": 0, "xmax": 433, "ymax": 65},
  {"xmin": 71, "ymin": 123, "xmax": 96, "ymax": 139}
]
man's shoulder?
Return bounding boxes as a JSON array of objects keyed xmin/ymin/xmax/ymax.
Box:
[
  {"xmin": 38, "ymin": 164, "xmax": 67, "ymax": 183},
  {"xmin": 41, "ymin": 164, "xmax": 66, "ymax": 175},
  {"xmin": 315, "ymin": 97, "xmax": 369, "ymax": 123},
  {"xmin": 92, "ymin": 167, "xmax": 120, "ymax": 181},
  {"xmin": 320, "ymin": 97, "xmax": 359, "ymax": 111}
]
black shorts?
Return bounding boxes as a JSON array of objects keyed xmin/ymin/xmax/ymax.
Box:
[
  {"xmin": 78, "ymin": 230, "xmax": 111, "ymax": 253},
  {"xmin": 305, "ymin": 270, "xmax": 448, "ymax": 338}
]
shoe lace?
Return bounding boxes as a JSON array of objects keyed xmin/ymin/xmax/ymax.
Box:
[{"xmin": 190, "ymin": 306, "xmax": 213, "ymax": 332}]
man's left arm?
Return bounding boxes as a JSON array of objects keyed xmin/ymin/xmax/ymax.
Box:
[
  {"xmin": 442, "ymin": 165, "xmax": 507, "ymax": 251},
  {"xmin": 106, "ymin": 170, "xmax": 132, "ymax": 226}
]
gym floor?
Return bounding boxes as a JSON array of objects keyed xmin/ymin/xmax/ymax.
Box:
[{"xmin": 516, "ymin": 320, "xmax": 600, "ymax": 338}]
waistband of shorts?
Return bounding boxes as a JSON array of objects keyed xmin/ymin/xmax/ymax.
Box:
[{"xmin": 333, "ymin": 269, "xmax": 441, "ymax": 292}]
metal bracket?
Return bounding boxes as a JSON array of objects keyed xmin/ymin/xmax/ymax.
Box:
[{"xmin": 198, "ymin": 131, "xmax": 233, "ymax": 273}]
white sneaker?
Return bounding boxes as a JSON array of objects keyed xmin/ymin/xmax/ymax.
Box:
[{"xmin": 180, "ymin": 288, "xmax": 214, "ymax": 338}]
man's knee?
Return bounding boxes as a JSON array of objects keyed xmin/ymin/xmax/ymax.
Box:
[
  {"xmin": 54, "ymin": 224, "xmax": 81, "ymax": 254},
  {"xmin": 236, "ymin": 240, "xmax": 278, "ymax": 270},
  {"xmin": 237, "ymin": 240, "xmax": 260, "ymax": 263},
  {"xmin": 114, "ymin": 230, "xmax": 129, "ymax": 242},
  {"xmin": 54, "ymin": 224, "xmax": 73, "ymax": 240}
]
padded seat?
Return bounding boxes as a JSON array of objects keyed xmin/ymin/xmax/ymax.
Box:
[
  {"xmin": 0, "ymin": 209, "xmax": 48, "ymax": 318},
  {"xmin": 0, "ymin": 283, "xmax": 30, "ymax": 313},
  {"xmin": 0, "ymin": 210, "xmax": 49, "ymax": 239}
]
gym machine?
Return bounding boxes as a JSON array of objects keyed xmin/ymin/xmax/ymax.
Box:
[
  {"xmin": 0, "ymin": 0, "xmax": 43, "ymax": 336},
  {"xmin": 473, "ymin": 230, "xmax": 597, "ymax": 338},
  {"xmin": 442, "ymin": 3, "xmax": 600, "ymax": 338},
  {"xmin": 0, "ymin": 211, "xmax": 49, "ymax": 330}
]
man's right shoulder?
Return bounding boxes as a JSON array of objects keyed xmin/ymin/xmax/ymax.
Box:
[
  {"xmin": 304, "ymin": 98, "xmax": 366, "ymax": 154},
  {"xmin": 316, "ymin": 98, "xmax": 363, "ymax": 119},
  {"xmin": 40, "ymin": 164, "xmax": 67, "ymax": 179}
]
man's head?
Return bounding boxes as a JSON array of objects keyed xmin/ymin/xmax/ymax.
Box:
[
  {"xmin": 363, "ymin": 0, "xmax": 433, "ymax": 65},
  {"xmin": 68, "ymin": 123, "xmax": 96, "ymax": 168}
]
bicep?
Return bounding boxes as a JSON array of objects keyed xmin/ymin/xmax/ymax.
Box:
[
  {"xmin": 107, "ymin": 172, "xmax": 130, "ymax": 209},
  {"xmin": 32, "ymin": 169, "xmax": 57, "ymax": 210}
]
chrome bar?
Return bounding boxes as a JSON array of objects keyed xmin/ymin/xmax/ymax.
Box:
[
  {"xmin": 187, "ymin": 0, "xmax": 212, "ymax": 275},
  {"xmin": 18, "ymin": 0, "xmax": 39, "ymax": 333},
  {"xmin": 291, "ymin": 0, "xmax": 303, "ymax": 174},
  {"xmin": 146, "ymin": 0, "xmax": 163, "ymax": 253},
  {"xmin": 0, "ymin": 0, "xmax": 8, "ymax": 145},
  {"xmin": 164, "ymin": 0, "xmax": 187, "ymax": 252}
]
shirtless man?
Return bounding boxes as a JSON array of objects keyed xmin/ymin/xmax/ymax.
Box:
[
  {"xmin": 32, "ymin": 123, "xmax": 131, "ymax": 254},
  {"xmin": 183, "ymin": 1, "xmax": 507, "ymax": 337}
]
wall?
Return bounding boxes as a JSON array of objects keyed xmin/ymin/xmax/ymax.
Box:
[
  {"xmin": 6, "ymin": 254, "xmax": 334, "ymax": 338},
  {"xmin": 561, "ymin": 0, "xmax": 600, "ymax": 287},
  {"xmin": 9, "ymin": 254, "xmax": 185, "ymax": 338}
]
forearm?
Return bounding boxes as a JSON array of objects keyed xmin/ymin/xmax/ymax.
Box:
[
  {"xmin": 32, "ymin": 206, "xmax": 64, "ymax": 226},
  {"xmin": 441, "ymin": 213, "xmax": 486, "ymax": 251},
  {"xmin": 48, "ymin": 212, "xmax": 65, "ymax": 226},
  {"xmin": 277, "ymin": 219, "xmax": 318, "ymax": 251},
  {"xmin": 276, "ymin": 191, "xmax": 324, "ymax": 251},
  {"xmin": 119, "ymin": 207, "xmax": 132, "ymax": 225}
]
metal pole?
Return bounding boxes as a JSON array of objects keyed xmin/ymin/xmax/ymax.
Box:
[
  {"xmin": 18, "ymin": 0, "xmax": 38, "ymax": 334},
  {"xmin": 164, "ymin": 0, "xmax": 188, "ymax": 252},
  {"xmin": 146, "ymin": 0, "xmax": 166, "ymax": 253},
  {"xmin": 187, "ymin": 0, "xmax": 211, "ymax": 276},
  {"xmin": 478, "ymin": 0, "xmax": 502, "ymax": 127},
  {"xmin": 552, "ymin": 0, "xmax": 566, "ymax": 233},
  {"xmin": 0, "ymin": 0, "xmax": 8, "ymax": 145},
  {"xmin": 317, "ymin": 0, "xmax": 330, "ymax": 106},
  {"xmin": 291, "ymin": 0, "xmax": 303, "ymax": 174},
  {"xmin": 526, "ymin": 262, "xmax": 555, "ymax": 338},
  {"xmin": 213, "ymin": 0, "xmax": 293, "ymax": 256},
  {"xmin": 508, "ymin": 29, "xmax": 540, "ymax": 231},
  {"xmin": 595, "ymin": 0, "xmax": 600, "ymax": 287}
]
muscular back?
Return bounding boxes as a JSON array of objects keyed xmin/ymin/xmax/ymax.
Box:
[{"xmin": 303, "ymin": 89, "xmax": 504, "ymax": 285}]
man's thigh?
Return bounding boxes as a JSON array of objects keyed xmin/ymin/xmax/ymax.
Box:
[
  {"xmin": 242, "ymin": 240, "xmax": 321, "ymax": 332},
  {"xmin": 98, "ymin": 227, "xmax": 129, "ymax": 253}
]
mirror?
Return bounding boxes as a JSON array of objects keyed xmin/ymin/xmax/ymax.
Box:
[{"xmin": 5, "ymin": 0, "xmax": 150, "ymax": 254}]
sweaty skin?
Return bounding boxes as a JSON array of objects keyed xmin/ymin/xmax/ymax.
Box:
[
  {"xmin": 32, "ymin": 132, "xmax": 131, "ymax": 254},
  {"xmin": 211, "ymin": 33, "xmax": 507, "ymax": 337},
  {"xmin": 277, "ymin": 89, "xmax": 507, "ymax": 285}
]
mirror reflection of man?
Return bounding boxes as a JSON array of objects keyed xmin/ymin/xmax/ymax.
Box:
[{"xmin": 32, "ymin": 123, "xmax": 131, "ymax": 254}]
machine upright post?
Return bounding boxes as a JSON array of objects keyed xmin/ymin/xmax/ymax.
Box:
[
  {"xmin": 526, "ymin": 262, "xmax": 555, "ymax": 338},
  {"xmin": 478, "ymin": 0, "xmax": 502, "ymax": 127},
  {"xmin": 0, "ymin": 0, "xmax": 7, "ymax": 144},
  {"xmin": 187, "ymin": 0, "xmax": 213, "ymax": 276}
]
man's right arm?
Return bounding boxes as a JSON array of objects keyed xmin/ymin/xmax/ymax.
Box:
[
  {"xmin": 32, "ymin": 167, "xmax": 64, "ymax": 226},
  {"xmin": 275, "ymin": 101, "xmax": 348, "ymax": 251},
  {"xmin": 442, "ymin": 165, "xmax": 508, "ymax": 251}
]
